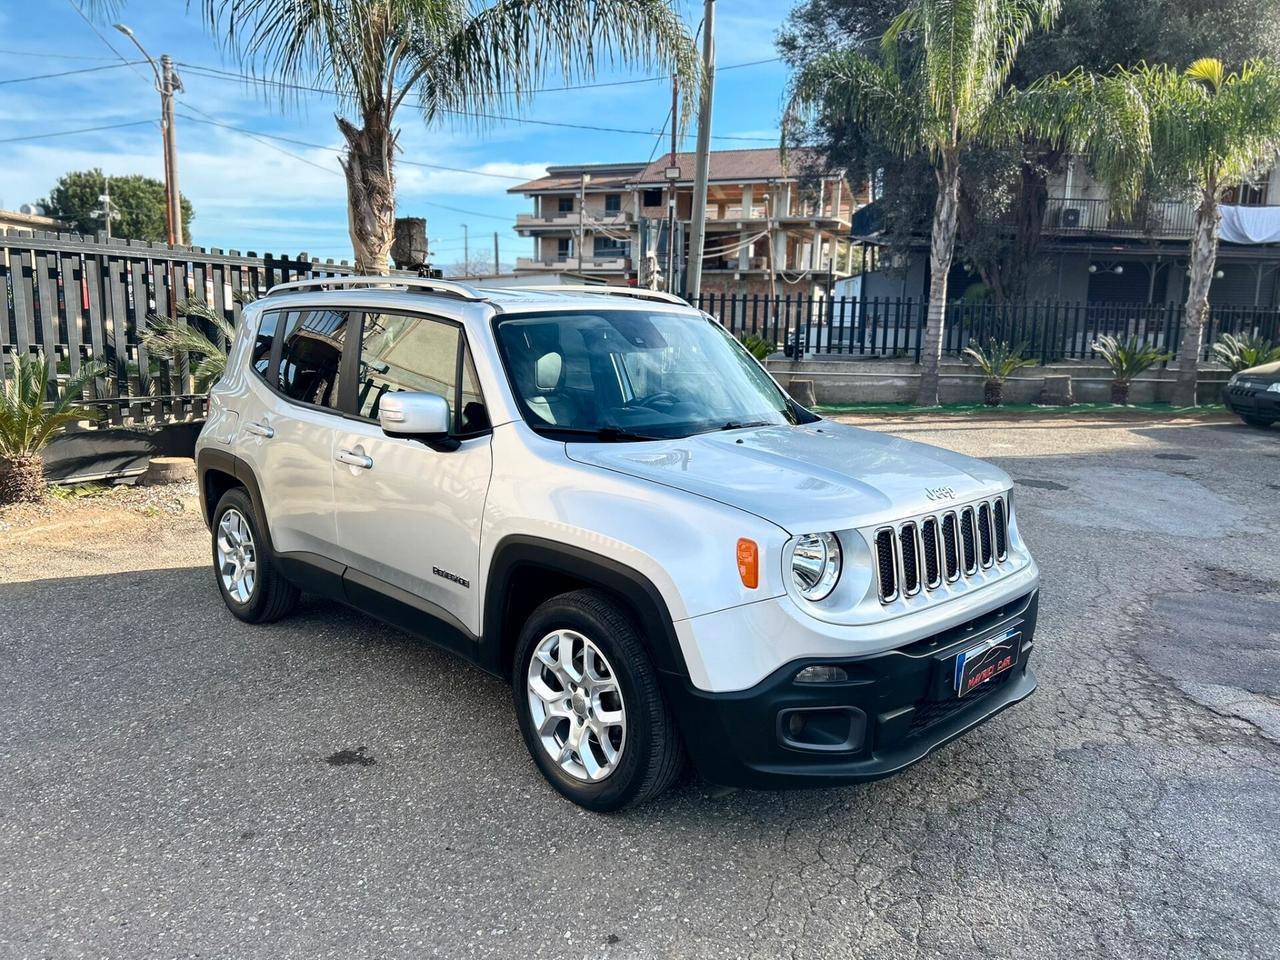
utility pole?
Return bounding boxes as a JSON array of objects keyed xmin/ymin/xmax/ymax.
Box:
[
  {"xmin": 665, "ymin": 75, "xmax": 679, "ymax": 294},
  {"xmin": 91, "ymin": 175, "xmax": 119, "ymax": 241},
  {"xmin": 685, "ymin": 0, "xmax": 716, "ymax": 301},
  {"xmin": 577, "ymin": 171, "xmax": 590, "ymax": 270},
  {"xmin": 114, "ymin": 24, "xmax": 183, "ymax": 245},
  {"xmin": 493, "ymin": 232, "xmax": 500, "ymax": 275}
]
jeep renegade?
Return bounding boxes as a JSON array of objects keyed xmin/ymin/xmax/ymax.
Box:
[{"xmin": 195, "ymin": 278, "xmax": 1040, "ymax": 811}]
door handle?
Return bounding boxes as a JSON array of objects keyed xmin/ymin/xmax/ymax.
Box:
[
  {"xmin": 335, "ymin": 448, "xmax": 374, "ymax": 470},
  {"xmin": 245, "ymin": 420, "xmax": 274, "ymax": 438}
]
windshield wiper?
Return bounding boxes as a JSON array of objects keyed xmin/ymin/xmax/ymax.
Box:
[
  {"xmin": 716, "ymin": 420, "xmax": 775, "ymax": 432},
  {"xmin": 534, "ymin": 425, "xmax": 666, "ymax": 442}
]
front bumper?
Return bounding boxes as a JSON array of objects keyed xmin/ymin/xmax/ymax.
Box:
[
  {"xmin": 1223, "ymin": 381, "xmax": 1280, "ymax": 420},
  {"xmin": 663, "ymin": 590, "xmax": 1038, "ymax": 789}
]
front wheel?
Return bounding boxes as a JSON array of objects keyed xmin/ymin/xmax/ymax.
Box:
[
  {"xmin": 211, "ymin": 487, "xmax": 300, "ymax": 623},
  {"xmin": 513, "ymin": 589, "xmax": 685, "ymax": 811}
]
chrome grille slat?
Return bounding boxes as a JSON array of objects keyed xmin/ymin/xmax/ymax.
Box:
[{"xmin": 871, "ymin": 496, "xmax": 1012, "ymax": 605}]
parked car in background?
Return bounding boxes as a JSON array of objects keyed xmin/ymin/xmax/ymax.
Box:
[
  {"xmin": 195, "ymin": 278, "xmax": 1040, "ymax": 810},
  {"xmin": 1223, "ymin": 361, "xmax": 1280, "ymax": 428}
]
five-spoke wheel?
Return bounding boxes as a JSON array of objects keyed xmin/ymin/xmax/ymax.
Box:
[{"xmin": 216, "ymin": 507, "xmax": 258, "ymax": 604}]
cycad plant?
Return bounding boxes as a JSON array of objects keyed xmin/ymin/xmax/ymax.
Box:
[
  {"xmin": 962, "ymin": 339, "xmax": 1037, "ymax": 406},
  {"xmin": 0, "ymin": 353, "xmax": 107, "ymax": 504},
  {"xmin": 143, "ymin": 298, "xmax": 238, "ymax": 388},
  {"xmin": 784, "ymin": 0, "xmax": 1063, "ymax": 406},
  {"xmin": 1092, "ymin": 335, "xmax": 1171, "ymax": 404},
  {"xmin": 1212, "ymin": 332, "xmax": 1280, "ymax": 373}
]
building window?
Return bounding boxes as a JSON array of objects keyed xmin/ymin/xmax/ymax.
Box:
[
  {"xmin": 558, "ymin": 196, "xmax": 574, "ymax": 213},
  {"xmin": 604, "ymin": 194, "xmax": 621, "ymax": 213},
  {"xmin": 594, "ymin": 236, "xmax": 629, "ymax": 257},
  {"xmin": 1222, "ymin": 182, "xmax": 1268, "ymax": 206},
  {"xmin": 556, "ymin": 237, "xmax": 572, "ymax": 258},
  {"xmin": 642, "ymin": 188, "xmax": 663, "ymax": 207}
]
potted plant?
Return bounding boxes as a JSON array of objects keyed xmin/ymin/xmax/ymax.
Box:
[
  {"xmin": 1092, "ymin": 335, "xmax": 1172, "ymax": 404},
  {"xmin": 1211, "ymin": 332, "xmax": 1280, "ymax": 373},
  {"xmin": 0, "ymin": 353, "xmax": 106, "ymax": 504},
  {"xmin": 962, "ymin": 339, "xmax": 1037, "ymax": 406}
]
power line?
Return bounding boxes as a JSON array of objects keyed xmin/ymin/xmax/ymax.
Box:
[
  {"xmin": 0, "ymin": 61, "xmax": 143, "ymax": 86},
  {"xmin": 0, "ymin": 47, "xmax": 120, "ymax": 62},
  {"xmin": 175, "ymin": 61, "xmax": 777, "ymax": 142},
  {"xmin": 174, "ymin": 112, "xmax": 534, "ymax": 181},
  {"xmin": 67, "ymin": 1, "xmax": 153, "ymax": 87},
  {"xmin": 0, "ymin": 119, "xmax": 156, "ymax": 145}
]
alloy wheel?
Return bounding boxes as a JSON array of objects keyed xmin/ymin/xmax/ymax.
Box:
[
  {"xmin": 526, "ymin": 629, "xmax": 627, "ymax": 782},
  {"xmin": 216, "ymin": 508, "xmax": 258, "ymax": 604}
]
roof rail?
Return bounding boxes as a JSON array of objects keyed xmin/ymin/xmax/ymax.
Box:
[
  {"xmin": 265, "ymin": 275, "xmax": 484, "ymax": 301},
  {"xmin": 503, "ymin": 284, "xmax": 691, "ymax": 306}
]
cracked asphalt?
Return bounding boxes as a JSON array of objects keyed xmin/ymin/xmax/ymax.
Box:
[{"xmin": 2, "ymin": 413, "xmax": 1278, "ymax": 959}]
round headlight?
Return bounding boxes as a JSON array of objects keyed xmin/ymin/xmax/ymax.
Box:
[{"xmin": 791, "ymin": 532, "xmax": 842, "ymax": 601}]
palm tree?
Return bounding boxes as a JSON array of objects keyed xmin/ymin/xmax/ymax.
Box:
[
  {"xmin": 143, "ymin": 296, "xmax": 251, "ymax": 387},
  {"xmin": 784, "ymin": 0, "xmax": 1062, "ymax": 406},
  {"xmin": 1212, "ymin": 331, "xmax": 1280, "ymax": 373},
  {"xmin": 1121, "ymin": 60, "xmax": 1280, "ymax": 406},
  {"xmin": 0, "ymin": 354, "xmax": 106, "ymax": 504},
  {"xmin": 189, "ymin": 0, "xmax": 700, "ymax": 273}
]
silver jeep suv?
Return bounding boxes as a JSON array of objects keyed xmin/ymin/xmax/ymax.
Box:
[{"xmin": 196, "ymin": 277, "xmax": 1040, "ymax": 810}]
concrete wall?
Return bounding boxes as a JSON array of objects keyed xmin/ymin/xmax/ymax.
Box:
[{"xmin": 766, "ymin": 357, "xmax": 1231, "ymax": 406}]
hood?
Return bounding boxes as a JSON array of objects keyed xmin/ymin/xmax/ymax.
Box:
[
  {"xmin": 566, "ymin": 420, "xmax": 1010, "ymax": 534},
  {"xmin": 1238, "ymin": 360, "xmax": 1280, "ymax": 379}
]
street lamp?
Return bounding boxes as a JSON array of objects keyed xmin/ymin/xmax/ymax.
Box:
[{"xmin": 113, "ymin": 23, "xmax": 184, "ymax": 246}]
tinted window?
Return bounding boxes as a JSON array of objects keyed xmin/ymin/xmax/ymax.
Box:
[
  {"xmin": 277, "ymin": 309, "xmax": 350, "ymax": 410},
  {"xmin": 356, "ymin": 312, "xmax": 487, "ymax": 435},
  {"xmin": 642, "ymin": 188, "xmax": 662, "ymax": 206},
  {"xmin": 252, "ymin": 310, "xmax": 282, "ymax": 379},
  {"xmin": 558, "ymin": 197, "xmax": 573, "ymax": 213},
  {"xmin": 605, "ymin": 194, "xmax": 621, "ymax": 212}
]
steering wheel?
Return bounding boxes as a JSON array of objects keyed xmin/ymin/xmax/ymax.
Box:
[{"xmin": 634, "ymin": 392, "xmax": 680, "ymax": 408}]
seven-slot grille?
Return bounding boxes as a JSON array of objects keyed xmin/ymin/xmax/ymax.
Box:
[{"xmin": 873, "ymin": 495, "xmax": 1011, "ymax": 603}]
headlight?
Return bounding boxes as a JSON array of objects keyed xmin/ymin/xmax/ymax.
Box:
[
  {"xmin": 1268, "ymin": 382, "xmax": 1280, "ymax": 394},
  {"xmin": 791, "ymin": 532, "xmax": 842, "ymax": 601}
]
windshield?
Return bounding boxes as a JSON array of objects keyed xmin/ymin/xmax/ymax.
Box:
[{"xmin": 494, "ymin": 309, "xmax": 815, "ymax": 440}]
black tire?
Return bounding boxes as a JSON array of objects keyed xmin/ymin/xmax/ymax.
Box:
[
  {"xmin": 512, "ymin": 588, "xmax": 685, "ymax": 811},
  {"xmin": 1241, "ymin": 416, "xmax": 1275, "ymax": 429},
  {"xmin": 211, "ymin": 487, "xmax": 300, "ymax": 624}
]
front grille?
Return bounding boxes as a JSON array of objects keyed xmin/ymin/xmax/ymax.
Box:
[
  {"xmin": 960, "ymin": 507, "xmax": 977, "ymax": 573},
  {"xmin": 977, "ymin": 503, "xmax": 994, "ymax": 567},
  {"xmin": 899, "ymin": 523, "xmax": 920, "ymax": 596},
  {"xmin": 907, "ymin": 668, "xmax": 1013, "ymax": 735},
  {"xmin": 873, "ymin": 495, "xmax": 1013, "ymax": 605},
  {"xmin": 874, "ymin": 529, "xmax": 897, "ymax": 601}
]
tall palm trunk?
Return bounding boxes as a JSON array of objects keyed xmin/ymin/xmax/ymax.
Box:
[
  {"xmin": 0, "ymin": 454, "xmax": 45, "ymax": 504},
  {"xmin": 917, "ymin": 150, "xmax": 961, "ymax": 406},
  {"xmin": 338, "ymin": 110, "xmax": 397, "ymax": 276},
  {"xmin": 1174, "ymin": 187, "xmax": 1221, "ymax": 406}
]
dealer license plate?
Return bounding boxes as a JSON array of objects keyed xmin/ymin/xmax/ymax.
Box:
[{"xmin": 954, "ymin": 628, "xmax": 1021, "ymax": 697}]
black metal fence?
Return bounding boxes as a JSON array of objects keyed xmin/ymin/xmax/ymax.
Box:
[
  {"xmin": 1, "ymin": 228, "xmax": 351, "ymax": 424},
  {"xmin": 691, "ymin": 293, "xmax": 1280, "ymax": 362}
]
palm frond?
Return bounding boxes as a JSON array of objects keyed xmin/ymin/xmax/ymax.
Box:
[
  {"xmin": 962, "ymin": 339, "xmax": 1037, "ymax": 381},
  {"xmin": 1212, "ymin": 332, "xmax": 1280, "ymax": 372},
  {"xmin": 1092, "ymin": 335, "xmax": 1171, "ymax": 381},
  {"xmin": 0, "ymin": 353, "xmax": 106, "ymax": 458}
]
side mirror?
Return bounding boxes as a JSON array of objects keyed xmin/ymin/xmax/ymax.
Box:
[{"xmin": 379, "ymin": 391, "xmax": 451, "ymax": 439}]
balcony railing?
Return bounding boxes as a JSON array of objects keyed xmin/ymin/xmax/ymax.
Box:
[
  {"xmin": 516, "ymin": 209, "xmax": 632, "ymax": 229},
  {"xmin": 1042, "ymin": 197, "xmax": 1200, "ymax": 238},
  {"xmin": 515, "ymin": 255, "xmax": 631, "ymax": 271}
]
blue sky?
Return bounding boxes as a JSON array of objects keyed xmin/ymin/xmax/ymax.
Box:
[{"xmin": 0, "ymin": 0, "xmax": 794, "ymax": 269}]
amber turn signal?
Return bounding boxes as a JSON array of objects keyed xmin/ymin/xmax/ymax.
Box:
[{"xmin": 736, "ymin": 538, "xmax": 759, "ymax": 589}]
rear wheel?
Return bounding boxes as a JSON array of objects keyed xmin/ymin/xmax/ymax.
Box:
[
  {"xmin": 1242, "ymin": 415, "xmax": 1275, "ymax": 428},
  {"xmin": 513, "ymin": 589, "xmax": 684, "ymax": 811},
  {"xmin": 211, "ymin": 487, "xmax": 299, "ymax": 623}
]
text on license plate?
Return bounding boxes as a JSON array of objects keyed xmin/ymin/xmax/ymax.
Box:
[{"xmin": 954, "ymin": 628, "xmax": 1021, "ymax": 697}]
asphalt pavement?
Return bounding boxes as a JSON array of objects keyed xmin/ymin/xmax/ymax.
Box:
[{"xmin": 1, "ymin": 413, "xmax": 1277, "ymax": 959}]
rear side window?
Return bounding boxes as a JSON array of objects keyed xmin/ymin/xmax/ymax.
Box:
[
  {"xmin": 356, "ymin": 311, "xmax": 488, "ymax": 435},
  {"xmin": 277, "ymin": 309, "xmax": 350, "ymax": 410},
  {"xmin": 251, "ymin": 310, "xmax": 282, "ymax": 379}
]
